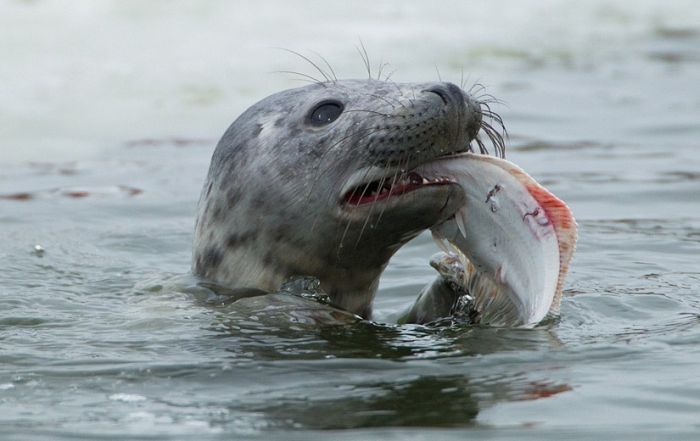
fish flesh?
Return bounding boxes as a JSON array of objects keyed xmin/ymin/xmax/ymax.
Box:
[{"xmin": 416, "ymin": 153, "xmax": 577, "ymax": 327}]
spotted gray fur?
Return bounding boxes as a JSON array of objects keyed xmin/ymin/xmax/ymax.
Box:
[{"xmin": 193, "ymin": 79, "xmax": 502, "ymax": 318}]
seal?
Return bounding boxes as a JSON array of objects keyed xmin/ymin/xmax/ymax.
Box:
[{"xmin": 192, "ymin": 78, "xmax": 498, "ymax": 319}]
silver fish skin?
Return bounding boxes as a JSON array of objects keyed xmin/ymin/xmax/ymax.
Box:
[{"xmin": 416, "ymin": 153, "xmax": 577, "ymax": 327}]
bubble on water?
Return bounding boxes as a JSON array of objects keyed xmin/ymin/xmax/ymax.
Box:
[{"xmin": 33, "ymin": 244, "xmax": 45, "ymax": 257}]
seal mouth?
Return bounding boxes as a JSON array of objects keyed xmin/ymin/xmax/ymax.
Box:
[{"xmin": 341, "ymin": 169, "xmax": 456, "ymax": 206}]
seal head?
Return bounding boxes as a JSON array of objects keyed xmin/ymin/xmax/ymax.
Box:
[{"xmin": 193, "ymin": 79, "xmax": 486, "ymax": 318}]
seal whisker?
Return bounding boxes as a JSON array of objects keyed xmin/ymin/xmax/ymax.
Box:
[
  {"xmin": 309, "ymin": 125, "xmax": 391, "ymax": 241},
  {"xmin": 337, "ymin": 215, "xmax": 355, "ymax": 259},
  {"xmin": 476, "ymin": 93, "xmax": 505, "ymax": 107},
  {"xmin": 373, "ymin": 169, "xmax": 400, "ymax": 227},
  {"xmin": 274, "ymin": 70, "xmax": 327, "ymax": 86},
  {"xmin": 276, "ymin": 48, "xmax": 332, "ymax": 83},
  {"xmin": 306, "ymin": 125, "xmax": 382, "ymax": 197},
  {"xmin": 306, "ymin": 125, "xmax": 384, "ymax": 209},
  {"xmin": 455, "ymin": 84, "xmax": 464, "ymax": 156},
  {"xmin": 373, "ymin": 150, "xmax": 411, "ymax": 227},
  {"xmin": 336, "ymin": 153, "xmax": 386, "ymax": 254},
  {"xmin": 374, "ymin": 151, "xmax": 413, "ymax": 227},
  {"xmin": 356, "ymin": 40, "xmax": 372, "ymax": 79},
  {"xmin": 479, "ymin": 99, "xmax": 493, "ymax": 114},
  {"xmin": 387, "ymin": 79, "xmax": 414, "ymax": 106},
  {"xmin": 377, "ymin": 59, "xmax": 389, "ymax": 81},
  {"xmin": 481, "ymin": 108, "xmax": 506, "ymax": 132},
  {"xmin": 352, "ymin": 142, "xmax": 407, "ymax": 246},
  {"xmin": 460, "ymin": 68, "xmax": 469, "ymax": 90},
  {"xmin": 370, "ymin": 92, "xmax": 408, "ymax": 111},
  {"xmin": 468, "ymin": 81, "xmax": 486, "ymax": 96},
  {"xmin": 354, "ymin": 174, "xmax": 389, "ymax": 247},
  {"xmin": 311, "ymin": 50, "xmax": 339, "ymax": 83},
  {"xmin": 480, "ymin": 119, "xmax": 507, "ymax": 158},
  {"xmin": 473, "ymin": 135, "xmax": 488, "ymax": 155},
  {"xmin": 343, "ymin": 109, "xmax": 393, "ymax": 118},
  {"xmin": 364, "ymin": 93, "xmax": 398, "ymax": 110},
  {"xmin": 481, "ymin": 125, "xmax": 500, "ymax": 156},
  {"xmin": 480, "ymin": 104, "xmax": 503, "ymax": 124}
]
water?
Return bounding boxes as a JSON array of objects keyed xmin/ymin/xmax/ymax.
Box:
[{"xmin": 2, "ymin": 1, "xmax": 700, "ymax": 439}]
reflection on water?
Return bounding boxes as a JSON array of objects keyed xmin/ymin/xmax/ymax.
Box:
[
  {"xmin": 2, "ymin": 0, "xmax": 700, "ymax": 439},
  {"xmin": 248, "ymin": 374, "xmax": 482, "ymax": 429},
  {"xmin": 151, "ymin": 279, "xmax": 571, "ymax": 431}
]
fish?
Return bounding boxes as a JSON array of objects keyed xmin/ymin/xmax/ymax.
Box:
[{"xmin": 416, "ymin": 153, "xmax": 578, "ymax": 327}]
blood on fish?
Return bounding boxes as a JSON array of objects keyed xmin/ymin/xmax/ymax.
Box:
[
  {"xmin": 522, "ymin": 207, "xmax": 541, "ymax": 221},
  {"xmin": 427, "ymin": 152, "xmax": 578, "ymax": 326},
  {"xmin": 526, "ymin": 183, "xmax": 572, "ymax": 229},
  {"xmin": 485, "ymin": 184, "xmax": 502, "ymax": 203}
]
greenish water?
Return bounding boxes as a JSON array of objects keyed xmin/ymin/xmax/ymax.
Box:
[{"xmin": 2, "ymin": 1, "xmax": 700, "ymax": 440}]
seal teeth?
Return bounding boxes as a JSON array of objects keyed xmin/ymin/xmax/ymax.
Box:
[
  {"xmin": 342, "ymin": 169, "xmax": 455, "ymax": 206},
  {"xmin": 406, "ymin": 172, "xmax": 423, "ymax": 185},
  {"xmin": 455, "ymin": 208, "xmax": 468, "ymax": 238}
]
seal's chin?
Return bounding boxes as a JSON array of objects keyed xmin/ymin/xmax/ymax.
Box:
[{"xmin": 341, "ymin": 171, "xmax": 456, "ymax": 206}]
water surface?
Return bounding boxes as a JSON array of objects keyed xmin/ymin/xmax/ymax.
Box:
[{"xmin": 1, "ymin": 1, "xmax": 700, "ymax": 440}]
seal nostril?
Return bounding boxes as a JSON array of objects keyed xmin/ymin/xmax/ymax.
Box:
[
  {"xmin": 424, "ymin": 86, "xmax": 450, "ymax": 106},
  {"xmin": 424, "ymin": 83, "xmax": 467, "ymax": 108}
]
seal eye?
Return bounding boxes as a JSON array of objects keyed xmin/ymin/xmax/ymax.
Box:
[{"xmin": 308, "ymin": 100, "xmax": 344, "ymax": 126}]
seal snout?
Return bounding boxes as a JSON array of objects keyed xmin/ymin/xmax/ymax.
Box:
[
  {"xmin": 415, "ymin": 81, "xmax": 481, "ymax": 159},
  {"xmin": 422, "ymin": 82, "xmax": 466, "ymax": 108},
  {"xmin": 337, "ymin": 81, "xmax": 488, "ymax": 210}
]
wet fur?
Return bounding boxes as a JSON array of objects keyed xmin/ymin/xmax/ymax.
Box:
[{"xmin": 193, "ymin": 76, "xmax": 504, "ymax": 318}]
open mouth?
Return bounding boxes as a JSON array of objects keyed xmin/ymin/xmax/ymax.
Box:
[{"xmin": 342, "ymin": 171, "xmax": 456, "ymax": 206}]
